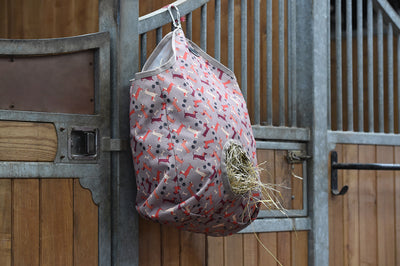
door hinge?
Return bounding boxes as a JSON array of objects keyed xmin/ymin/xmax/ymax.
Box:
[
  {"xmin": 102, "ymin": 137, "xmax": 129, "ymax": 152},
  {"xmin": 286, "ymin": 150, "xmax": 312, "ymax": 164}
]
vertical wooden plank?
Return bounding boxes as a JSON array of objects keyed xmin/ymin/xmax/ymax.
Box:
[
  {"xmin": 377, "ymin": 145, "xmax": 396, "ymax": 266},
  {"xmin": 291, "ymin": 231, "xmax": 308, "ymax": 266},
  {"xmin": 224, "ymin": 234, "xmax": 243, "ymax": 266},
  {"xmin": 54, "ymin": 0, "xmax": 74, "ymax": 37},
  {"xmin": 161, "ymin": 225, "xmax": 180, "ymax": 266},
  {"xmin": 0, "ymin": 0, "xmax": 8, "ymax": 38},
  {"xmin": 258, "ymin": 232, "xmax": 278, "ymax": 266},
  {"xmin": 276, "ymin": 232, "xmax": 291, "ymax": 266},
  {"xmin": 343, "ymin": 144, "xmax": 359, "ymax": 266},
  {"xmin": 40, "ymin": 0, "xmax": 55, "ymax": 38},
  {"xmin": 73, "ymin": 179, "xmax": 98, "ymax": 266},
  {"xmin": 73, "ymin": 0, "xmax": 99, "ymax": 36},
  {"xmin": 257, "ymin": 149, "xmax": 275, "ymax": 210},
  {"xmin": 291, "ymin": 162, "xmax": 303, "ymax": 210},
  {"xmin": 21, "ymin": 0, "xmax": 44, "ymax": 39},
  {"xmin": 207, "ymin": 235, "xmax": 224, "ymax": 266},
  {"xmin": 139, "ymin": 218, "xmax": 161, "ymax": 266},
  {"xmin": 180, "ymin": 231, "xmax": 206, "ymax": 266},
  {"xmin": 40, "ymin": 179, "xmax": 74, "ymax": 266},
  {"xmin": 275, "ymin": 150, "xmax": 292, "ymax": 209},
  {"xmin": 13, "ymin": 179, "xmax": 40, "ymax": 266},
  {"xmin": 329, "ymin": 144, "xmax": 344, "ymax": 266},
  {"xmin": 0, "ymin": 179, "xmax": 11, "ymax": 266},
  {"xmin": 243, "ymin": 233, "xmax": 258, "ymax": 266},
  {"xmin": 358, "ymin": 145, "xmax": 377, "ymax": 266}
]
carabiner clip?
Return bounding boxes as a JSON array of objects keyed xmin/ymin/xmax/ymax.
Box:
[{"xmin": 167, "ymin": 5, "xmax": 182, "ymax": 29}]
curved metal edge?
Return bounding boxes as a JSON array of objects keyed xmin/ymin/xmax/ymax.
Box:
[
  {"xmin": 138, "ymin": 0, "xmax": 210, "ymax": 34},
  {"xmin": 78, "ymin": 173, "xmax": 112, "ymax": 266},
  {"xmin": 374, "ymin": 0, "xmax": 400, "ymax": 32},
  {"xmin": 0, "ymin": 32, "xmax": 110, "ymax": 55}
]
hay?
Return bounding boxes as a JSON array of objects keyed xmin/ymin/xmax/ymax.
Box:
[
  {"xmin": 225, "ymin": 142, "xmax": 285, "ymax": 211},
  {"xmin": 225, "ymin": 142, "xmax": 285, "ymax": 266}
]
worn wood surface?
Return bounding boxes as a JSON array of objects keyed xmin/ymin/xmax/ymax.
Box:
[
  {"xmin": 330, "ymin": 144, "xmax": 400, "ymax": 265},
  {"xmin": 0, "ymin": 121, "xmax": 57, "ymax": 162},
  {"xmin": 0, "ymin": 179, "xmax": 11, "ymax": 266},
  {"xmin": 0, "ymin": 179, "xmax": 99, "ymax": 266},
  {"xmin": 73, "ymin": 179, "xmax": 98, "ymax": 266},
  {"xmin": 12, "ymin": 179, "xmax": 40, "ymax": 266}
]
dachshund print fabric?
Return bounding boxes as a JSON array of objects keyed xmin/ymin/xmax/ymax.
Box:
[{"xmin": 130, "ymin": 28, "xmax": 259, "ymax": 236}]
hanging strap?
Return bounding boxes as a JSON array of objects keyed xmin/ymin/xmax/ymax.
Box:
[{"xmin": 167, "ymin": 5, "xmax": 182, "ymax": 29}]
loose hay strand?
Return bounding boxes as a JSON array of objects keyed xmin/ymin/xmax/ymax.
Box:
[
  {"xmin": 225, "ymin": 142, "xmax": 288, "ymax": 266},
  {"xmin": 225, "ymin": 142, "xmax": 285, "ymax": 212}
]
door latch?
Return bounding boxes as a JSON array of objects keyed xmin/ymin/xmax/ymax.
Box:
[
  {"xmin": 286, "ymin": 150, "xmax": 311, "ymax": 164},
  {"xmin": 68, "ymin": 127, "xmax": 98, "ymax": 160}
]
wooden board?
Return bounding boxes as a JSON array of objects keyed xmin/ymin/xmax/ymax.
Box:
[
  {"xmin": 40, "ymin": 179, "xmax": 74, "ymax": 266},
  {"xmin": 329, "ymin": 144, "xmax": 400, "ymax": 265},
  {"xmin": 342, "ymin": 144, "xmax": 359, "ymax": 266},
  {"xmin": 358, "ymin": 145, "xmax": 377, "ymax": 265},
  {"xmin": 376, "ymin": 146, "xmax": 395, "ymax": 266},
  {"xmin": 0, "ymin": 121, "xmax": 57, "ymax": 162},
  {"xmin": 139, "ymin": 217, "xmax": 161, "ymax": 266},
  {"xmin": 0, "ymin": 0, "xmax": 98, "ymax": 39},
  {"xmin": 73, "ymin": 179, "xmax": 98, "ymax": 266},
  {"xmin": 12, "ymin": 179, "xmax": 40, "ymax": 266},
  {"xmin": 0, "ymin": 179, "xmax": 11, "ymax": 266}
]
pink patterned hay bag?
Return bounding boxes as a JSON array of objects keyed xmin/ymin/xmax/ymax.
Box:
[{"xmin": 130, "ymin": 24, "xmax": 260, "ymax": 236}]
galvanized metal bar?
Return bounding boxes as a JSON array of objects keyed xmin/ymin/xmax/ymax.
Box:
[
  {"xmin": 336, "ymin": 0, "xmax": 343, "ymax": 130},
  {"xmin": 388, "ymin": 23, "xmax": 394, "ymax": 133},
  {"xmin": 357, "ymin": 0, "xmax": 364, "ymax": 131},
  {"xmin": 138, "ymin": 0, "xmax": 209, "ymax": 34},
  {"xmin": 186, "ymin": 12, "xmax": 192, "ymax": 40},
  {"xmin": 398, "ymin": 34, "xmax": 400, "ymax": 133},
  {"xmin": 377, "ymin": 10, "xmax": 384, "ymax": 132},
  {"xmin": 296, "ymin": 0, "xmax": 330, "ymax": 263},
  {"xmin": 328, "ymin": 130, "xmax": 400, "ymax": 146},
  {"xmin": 156, "ymin": 27, "xmax": 163, "ymax": 44},
  {"xmin": 367, "ymin": 0, "xmax": 374, "ymax": 132},
  {"xmin": 200, "ymin": 3, "xmax": 207, "ymax": 51},
  {"xmin": 100, "ymin": 0, "xmax": 139, "ymax": 264},
  {"xmin": 290, "ymin": 0, "xmax": 297, "ymax": 127},
  {"xmin": 228, "ymin": 0, "xmax": 234, "ymax": 70},
  {"xmin": 346, "ymin": 0, "xmax": 354, "ymax": 131},
  {"xmin": 374, "ymin": 0, "xmax": 400, "ymax": 30},
  {"xmin": 254, "ymin": 0, "xmax": 261, "ymax": 124},
  {"xmin": 0, "ymin": 32, "xmax": 109, "ymax": 54},
  {"xmin": 327, "ymin": 0, "xmax": 331, "ymax": 130},
  {"xmin": 252, "ymin": 125, "xmax": 310, "ymax": 141},
  {"xmin": 140, "ymin": 33, "xmax": 147, "ymax": 69},
  {"xmin": 214, "ymin": 0, "xmax": 221, "ymax": 60},
  {"xmin": 239, "ymin": 217, "xmax": 311, "ymax": 233},
  {"xmin": 279, "ymin": 0, "xmax": 285, "ymax": 126},
  {"xmin": 241, "ymin": 0, "xmax": 248, "ymax": 101},
  {"xmin": 256, "ymin": 140, "xmax": 307, "ymax": 150},
  {"xmin": 266, "ymin": 0, "xmax": 273, "ymax": 125}
]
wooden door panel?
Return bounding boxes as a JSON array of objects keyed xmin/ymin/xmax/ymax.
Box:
[
  {"xmin": 0, "ymin": 179, "xmax": 98, "ymax": 266},
  {"xmin": 329, "ymin": 144, "xmax": 400, "ymax": 265}
]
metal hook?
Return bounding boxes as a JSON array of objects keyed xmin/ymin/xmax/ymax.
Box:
[
  {"xmin": 331, "ymin": 151, "xmax": 349, "ymax": 196},
  {"xmin": 167, "ymin": 5, "xmax": 182, "ymax": 29}
]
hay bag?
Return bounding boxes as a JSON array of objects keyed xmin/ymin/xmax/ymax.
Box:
[{"xmin": 129, "ymin": 6, "xmax": 260, "ymax": 236}]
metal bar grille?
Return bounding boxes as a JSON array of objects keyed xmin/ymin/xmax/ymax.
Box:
[
  {"xmin": 241, "ymin": 0, "xmax": 248, "ymax": 101},
  {"xmin": 331, "ymin": 0, "xmax": 400, "ymax": 135}
]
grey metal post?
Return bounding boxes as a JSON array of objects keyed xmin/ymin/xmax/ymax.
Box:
[
  {"xmin": 296, "ymin": 0, "xmax": 329, "ymax": 265},
  {"xmin": 99, "ymin": 0, "xmax": 139, "ymax": 265}
]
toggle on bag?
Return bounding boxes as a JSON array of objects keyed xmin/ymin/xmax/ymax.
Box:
[{"xmin": 129, "ymin": 6, "xmax": 261, "ymax": 236}]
